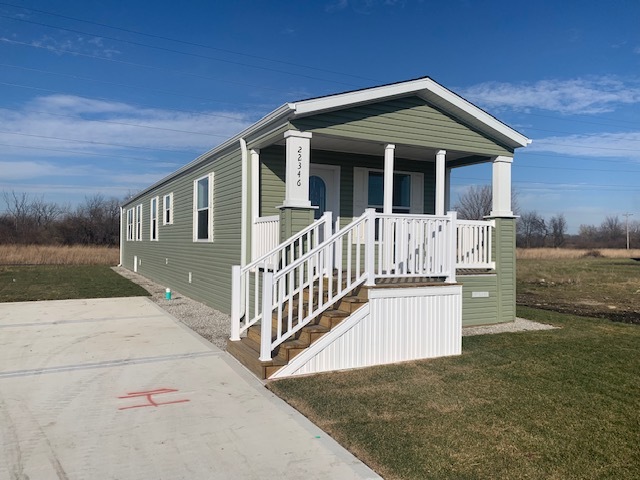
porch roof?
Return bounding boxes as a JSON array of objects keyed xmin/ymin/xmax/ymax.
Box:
[{"xmin": 288, "ymin": 77, "xmax": 531, "ymax": 150}]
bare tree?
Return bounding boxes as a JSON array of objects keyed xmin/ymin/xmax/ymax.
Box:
[
  {"xmin": 517, "ymin": 211, "xmax": 547, "ymax": 248},
  {"xmin": 454, "ymin": 185, "xmax": 492, "ymax": 220},
  {"xmin": 3, "ymin": 190, "xmax": 31, "ymax": 237},
  {"xmin": 454, "ymin": 185, "xmax": 519, "ymax": 220},
  {"xmin": 549, "ymin": 214, "xmax": 567, "ymax": 247},
  {"xmin": 600, "ymin": 216, "xmax": 624, "ymax": 243}
]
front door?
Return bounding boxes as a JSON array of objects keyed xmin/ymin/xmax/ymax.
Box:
[
  {"xmin": 309, "ymin": 165, "xmax": 340, "ymax": 222},
  {"xmin": 309, "ymin": 165, "xmax": 340, "ymax": 270}
]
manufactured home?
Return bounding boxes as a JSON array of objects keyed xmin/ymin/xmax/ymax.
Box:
[{"xmin": 120, "ymin": 77, "xmax": 531, "ymax": 379}]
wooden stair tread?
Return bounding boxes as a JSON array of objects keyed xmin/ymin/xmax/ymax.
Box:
[{"xmin": 229, "ymin": 282, "xmax": 373, "ymax": 379}]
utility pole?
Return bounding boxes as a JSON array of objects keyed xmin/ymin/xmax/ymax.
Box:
[{"xmin": 622, "ymin": 212, "xmax": 633, "ymax": 250}]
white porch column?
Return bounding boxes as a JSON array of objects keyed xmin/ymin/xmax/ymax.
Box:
[
  {"xmin": 444, "ymin": 166, "xmax": 452, "ymax": 213},
  {"xmin": 435, "ymin": 150, "xmax": 446, "ymax": 216},
  {"xmin": 283, "ymin": 130, "xmax": 312, "ymax": 208},
  {"xmin": 490, "ymin": 155, "xmax": 514, "ymax": 217},
  {"xmin": 250, "ymin": 149, "xmax": 260, "ymax": 222},
  {"xmin": 383, "ymin": 144, "xmax": 395, "ymax": 214}
]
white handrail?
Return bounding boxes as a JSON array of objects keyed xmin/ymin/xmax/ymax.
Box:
[
  {"xmin": 258, "ymin": 210, "xmax": 458, "ymax": 361},
  {"xmin": 260, "ymin": 211, "xmax": 372, "ymax": 360},
  {"xmin": 230, "ymin": 212, "xmax": 332, "ymax": 341}
]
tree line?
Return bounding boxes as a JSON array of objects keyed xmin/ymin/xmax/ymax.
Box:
[
  {"xmin": 0, "ymin": 191, "xmax": 122, "ymax": 246},
  {"xmin": 455, "ymin": 185, "xmax": 639, "ymax": 249}
]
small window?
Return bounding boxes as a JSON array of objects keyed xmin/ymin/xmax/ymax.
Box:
[
  {"xmin": 126, "ymin": 208, "xmax": 134, "ymax": 241},
  {"xmin": 150, "ymin": 197, "xmax": 159, "ymax": 241},
  {"xmin": 193, "ymin": 173, "xmax": 213, "ymax": 241},
  {"xmin": 163, "ymin": 193, "xmax": 173, "ymax": 225},
  {"xmin": 135, "ymin": 204, "xmax": 143, "ymax": 241}
]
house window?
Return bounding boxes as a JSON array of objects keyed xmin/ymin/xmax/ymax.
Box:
[
  {"xmin": 353, "ymin": 167, "xmax": 424, "ymax": 217},
  {"xmin": 163, "ymin": 193, "xmax": 173, "ymax": 225},
  {"xmin": 366, "ymin": 172, "xmax": 412, "ymax": 213},
  {"xmin": 135, "ymin": 204, "xmax": 143, "ymax": 241},
  {"xmin": 126, "ymin": 208, "xmax": 134, "ymax": 241},
  {"xmin": 150, "ymin": 196, "xmax": 159, "ymax": 241},
  {"xmin": 193, "ymin": 173, "xmax": 213, "ymax": 241}
]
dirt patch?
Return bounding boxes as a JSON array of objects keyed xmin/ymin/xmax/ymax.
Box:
[{"xmin": 517, "ymin": 294, "xmax": 640, "ymax": 325}]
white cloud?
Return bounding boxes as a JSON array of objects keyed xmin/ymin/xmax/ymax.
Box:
[
  {"xmin": 0, "ymin": 94, "xmax": 254, "ymax": 158},
  {"xmin": 461, "ymin": 77, "xmax": 640, "ymax": 114},
  {"xmin": 529, "ymin": 131, "xmax": 640, "ymax": 159}
]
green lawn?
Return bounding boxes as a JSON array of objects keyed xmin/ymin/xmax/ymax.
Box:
[
  {"xmin": 0, "ymin": 265, "xmax": 149, "ymax": 302},
  {"xmin": 269, "ymin": 307, "xmax": 640, "ymax": 480}
]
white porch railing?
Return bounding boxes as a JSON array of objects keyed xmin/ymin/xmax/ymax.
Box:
[
  {"xmin": 231, "ymin": 210, "xmax": 496, "ymax": 362},
  {"xmin": 375, "ymin": 213, "xmax": 457, "ymax": 280},
  {"xmin": 252, "ymin": 215, "xmax": 280, "ymax": 265},
  {"xmin": 456, "ymin": 219, "xmax": 495, "ymax": 269},
  {"xmin": 230, "ymin": 212, "xmax": 333, "ymax": 341}
]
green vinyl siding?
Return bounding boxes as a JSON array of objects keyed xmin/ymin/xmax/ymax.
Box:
[
  {"xmin": 121, "ymin": 147, "xmax": 243, "ymax": 314},
  {"xmin": 259, "ymin": 145, "xmax": 436, "ymax": 226},
  {"xmin": 495, "ymin": 217, "xmax": 517, "ymax": 322},
  {"xmin": 292, "ymin": 96, "xmax": 513, "ymax": 157},
  {"xmin": 459, "ymin": 219, "xmax": 516, "ymax": 326},
  {"xmin": 460, "ymin": 275, "xmax": 499, "ymax": 326}
]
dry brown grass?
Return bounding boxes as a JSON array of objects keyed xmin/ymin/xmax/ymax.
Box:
[
  {"xmin": 0, "ymin": 244, "xmax": 119, "ymax": 265},
  {"xmin": 516, "ymin": 247, "xmax": 640, "ymax": 259}
]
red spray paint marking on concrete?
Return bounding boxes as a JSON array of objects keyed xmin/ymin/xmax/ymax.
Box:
[{"xmin": 118, "ymin": 388, "xmax": 190, "ymax": 410}]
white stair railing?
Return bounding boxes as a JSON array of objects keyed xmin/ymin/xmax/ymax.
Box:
[
  {"xmin": 256, "ymin": 210, "xmax": 458, "ymax": 361},
  {"xmin": 456, "ymin": 219, "xmax": 495, "ymax": 269},
  {"xmin": 259, "ymin": 211, "xmax": 373, "ymax": 361},
  {"xmin": 230, "ymin": 212, "xmax": 333, "ymax": 341}
]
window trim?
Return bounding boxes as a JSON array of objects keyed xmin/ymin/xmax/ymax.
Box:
[
  {"xmin": 126, "ymin": 208, "xmax": 134, "ymax": 241},
  {"xmin": 163, "ymin": 193, "xmax": 173, "ymax": 225},
  {"xmin": 150, "ymin": 196, "xmax": 159, "ymax": 241},
  {"xmin": 193, "ymin": 173, "xmax": 214, "ymax": 242},
  {"xmin": 135, "ymin": 204, "xmax": 143, "ymax": 241}
]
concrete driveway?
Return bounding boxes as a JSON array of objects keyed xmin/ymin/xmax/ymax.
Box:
[{"xmin": 0, "ymin": 297, "xmax": 380, "ymax": 480}]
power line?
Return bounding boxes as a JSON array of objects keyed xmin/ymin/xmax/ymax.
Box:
[
  {"xmin": 453, "ymin": 176, "xmax": 640, "ymax": 191},
  {"xmin": 0, "ymin": 14, "xmax": 361, "ymax": 88},
  {"xmin": 0, "ymin": 63, "xmax": 273, "ymax": 109},
  {"xmin": 517, "ymin": 151, "xmax": 640, "ymax": 165},
  {"xmin": 0, "ymin": 130, "xmax": 201, "ymax": 154},
  {"xmin": 0, "ymin": 1, "xmax": 376, "ymax": 83},
  {"xmin": 0, "ymin": 104, "xmax": 229, "ymax": 138},
  {"xmin": 523, "ymin": 126, "xmax": 640, "ymax": 144},
  {"xmin": 515, "ymin": 164, "xmax": 640, "ymax": 174},
  {"xmin": 533, "ymin": 140, "xmax": 640, "ymax": 153},
  {"xmin": 1, "ymin": 38, "xmax": 341, "ymax": 95},
  {"xmin": 0, "ymin": 142, "xmax": 185, "ymax": 162}
]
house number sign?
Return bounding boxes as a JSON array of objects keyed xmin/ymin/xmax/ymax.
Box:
[{"xmin": 284, "ymin": 130, "xmax": 312, "ymax": 208}]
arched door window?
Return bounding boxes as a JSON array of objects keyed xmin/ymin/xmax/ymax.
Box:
[{"xmin": 309, "ymin": 175, "xmax": 326, "ymax": 220}]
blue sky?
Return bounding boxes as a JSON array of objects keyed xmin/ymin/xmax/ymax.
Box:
[{"xmin": 0, "ymin": 0, "xmax": 639, "ymax": 232}]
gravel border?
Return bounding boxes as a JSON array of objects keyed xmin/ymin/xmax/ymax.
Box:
[
  {"xmin": 114, "ymin": 266, "xmax": 557, "ymax": 348},
  {"xmin": 463, "ymin": 317, "xmax": 557, "ymax": 336},
  {"xmin": 113, "ymin": 266, "xmax": 231, "ymax": 350}
]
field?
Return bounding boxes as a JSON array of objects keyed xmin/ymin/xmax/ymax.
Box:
[
  {"xmin": 0, "ymin": 244, "xmax": 119, "ymax": 265},
  {"xmin": 270, "ymin": 307, "xmax": 640, "ymax": 480},
  {"xmin": 0, "ymin": 245, "xmax": 146, "ymax": 302},
  {"xmin": 516, "ymin": 249, "xmax": 640, "ymax": 324}
]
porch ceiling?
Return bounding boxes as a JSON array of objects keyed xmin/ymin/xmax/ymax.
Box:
[{"xmin": 274, "ymin": 133, "xmax": 487, "ymax": 163}]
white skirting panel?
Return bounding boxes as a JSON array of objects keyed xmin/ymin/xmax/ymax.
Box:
[{"xmin": 270, "ymin": 285, "xmax": 462, "ymax": 379}]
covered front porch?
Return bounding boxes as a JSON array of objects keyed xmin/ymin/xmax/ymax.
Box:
[{"xmin": 249, "ymin": 130, "xmax": 516, "ymax": 265}]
